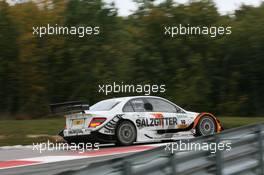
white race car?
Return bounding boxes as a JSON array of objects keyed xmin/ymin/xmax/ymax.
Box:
[{"xmin": 55, "ymin": 96, "xmax": 223, "ymax": 146}]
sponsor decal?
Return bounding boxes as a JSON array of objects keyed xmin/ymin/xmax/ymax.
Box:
[
  {"xmin": 152, "ymin": 113, "xmax": 164, "ymax": 127},
  {"xmin": 177, "ymin": 119, "xmax": 187, "ymax": 128},
  {"xmin": 136, "ymin": 117, "xmax": 177, "ymax": 127},
  {"xmin": 101, "ymin": 115, "xmax": 122, "ymax": 135}
]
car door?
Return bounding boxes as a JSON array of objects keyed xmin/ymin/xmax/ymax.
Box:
[
  {"xmin": 128, "ymin": 97, "xmax": 177, "ymax": 140},
  {"xmin": 144, "ymin": 98, "xmax": 175, "ymax": 138},
  {"xmin": 144, "ymin": 97, "xmax": 189, "ymax": 139},
  {"xmin": 123, "ymin": 98, "xmax": 152, "ymax": 141}
]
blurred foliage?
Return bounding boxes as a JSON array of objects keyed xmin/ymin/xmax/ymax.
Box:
[{"xmin": 0, "ymin": 0, "xmax": 263, "ymax": 118}]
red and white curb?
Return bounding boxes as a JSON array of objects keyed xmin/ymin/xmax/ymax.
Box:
[{"xmin": 0, "ymin": 144, "xmax": 165, "ymax": 170}]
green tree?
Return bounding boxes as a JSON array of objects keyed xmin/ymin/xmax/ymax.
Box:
[{"xmin": 0, "ymin": 1, "xmax": 19, "ymax": 117}]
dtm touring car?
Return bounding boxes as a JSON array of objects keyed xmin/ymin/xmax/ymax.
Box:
[{"xmin": 51, "ymin": 96, "xmax": 223, "ymax": 146}]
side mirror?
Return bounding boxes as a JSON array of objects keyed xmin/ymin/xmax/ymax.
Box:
[{"xmin": 144, "ymin": 103, "xmax": 153, "ymax": 111}]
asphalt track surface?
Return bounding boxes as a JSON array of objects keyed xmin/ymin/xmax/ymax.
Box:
[
  {"xmin": 0, "ymin": 132, "xmax": 255, "ymax": 175},
  {"xmin": 0, "ymin": 142, "xmax": 165, "ymax": 175}
]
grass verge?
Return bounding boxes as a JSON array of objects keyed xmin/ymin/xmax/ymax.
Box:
[
  {"xmin": 0, "ymin": 118, "xmax": 64, "ymax": 146},
  {"xmin": 219, "ymin": 116, "xmax": 264, "ymax": 129}
]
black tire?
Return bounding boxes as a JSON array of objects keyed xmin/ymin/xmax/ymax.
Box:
[
  {"xmin": 116, "ymin": 120, "xmax": 136, "ymax": 146},
  {"xmin": 196, "ymin": 116, "xmax": 216, "ymax": 136}
]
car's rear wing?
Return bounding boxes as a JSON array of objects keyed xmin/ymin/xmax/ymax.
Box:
[{"xmin": 50, "ymin": 101, "xmax": 89, "ymax": 115}]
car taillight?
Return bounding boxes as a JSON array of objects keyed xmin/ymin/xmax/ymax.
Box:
[{"xmin": 89, "ymin": 118, "xmax": 106, "ymax": 128}]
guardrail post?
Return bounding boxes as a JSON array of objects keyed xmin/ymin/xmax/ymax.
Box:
[
  {"xmin": 257, "ymin": 125, "xmax": 264, "ymax": 175},
  {"xmin": 170, "ymin": 153, "xmax": 176, "ymax": 175},
  {"xmin": 215, "ymin": 135, "xmax": 223, "ymax": 175},
  {"xmin": 123, "ymin": 161, "xmax": 132, "ymax": 175}
]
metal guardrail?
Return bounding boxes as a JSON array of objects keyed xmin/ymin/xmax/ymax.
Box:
[{"xmin": 58, "ymin": 123, "xmax": 264, "ymax": 175}]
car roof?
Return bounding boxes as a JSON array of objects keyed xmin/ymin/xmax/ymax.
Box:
[{"xmin": 108, "ymin": 96, "xmax": 164, "ymax": 102}]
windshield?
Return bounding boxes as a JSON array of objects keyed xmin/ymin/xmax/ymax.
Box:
[{"xmin": 89, "ymin": 99, "xmax": 120, "ymax": 111}]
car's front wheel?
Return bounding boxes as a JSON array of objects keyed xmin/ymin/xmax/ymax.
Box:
[
  {"xmin": 196, "ymin": 116, "xmax": 216, "ymax": 136},
  {"xmin": 116, "ymin": 120, "xmax": 136, "ymax": 146}
]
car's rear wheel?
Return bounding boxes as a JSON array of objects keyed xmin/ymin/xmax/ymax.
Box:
[
  {"xmin": 196, "ymin": 116, "xmax": 216, "ymax": 136},
  {"xmin": 116, "ymin": 120, "xmax": 136, "ymax": 146}
]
